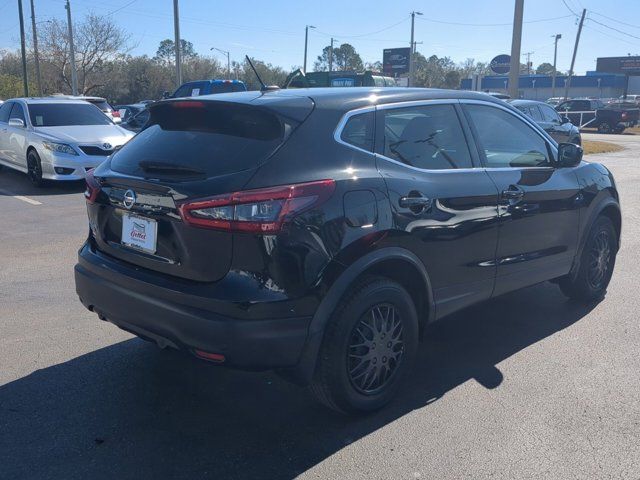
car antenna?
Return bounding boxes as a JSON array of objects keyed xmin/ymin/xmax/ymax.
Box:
[{"xmin": 245, "ymin": 55, "xmax": 280, "ymax": 92}]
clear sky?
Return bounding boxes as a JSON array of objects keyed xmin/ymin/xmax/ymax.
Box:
[{"xmin": 1, "ymin": 0, "xmax": 640, "ymax": 75}]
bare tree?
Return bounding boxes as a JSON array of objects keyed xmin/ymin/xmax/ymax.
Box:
[{"xmin": 38, "ymin": 14, "xmax": 129, "ymax": 95}]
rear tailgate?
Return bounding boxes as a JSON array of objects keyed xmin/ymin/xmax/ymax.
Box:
[{"xmin": 87, "ymin": 96, "xmax": 314, "ymax": 282}]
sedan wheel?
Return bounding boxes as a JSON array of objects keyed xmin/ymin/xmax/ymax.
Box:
[{"xmin": 27, "ymin": 150, "xmax": 44, "ymax": 187}]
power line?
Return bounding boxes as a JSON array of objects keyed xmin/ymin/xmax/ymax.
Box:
[
  {"xmin": 590, "ymin": 11, "xmax": 640, "ymax": 30},
  {"xmin": 561, "ymin": 0, "xmax": 579, "ymax": 17},
  {"xmin": 583, "ymin": 24, "xmax": 640, "ymax": 47},
  {"xmin": 106, "ymin": 0, "xmax": 138, "ymax": 16},
  {"xmin": 588, "ymin": 17, "xmax": 640, "ymax": 41},
  {"xmin": 415, "ymin": 14, "xmax": 574, "ymax": 27},
  {"xmin": 313, "ymin": 17, "xmax": 408, "ymax": 39}
]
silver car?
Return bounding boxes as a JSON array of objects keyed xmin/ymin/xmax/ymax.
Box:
[{"xmin": 0, "ymin": 98, "xmax": 134, "ymax": 186}]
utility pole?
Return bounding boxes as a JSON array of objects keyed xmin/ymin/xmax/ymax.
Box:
[
  {"xmin": 551, "ymin": 33, "xmax": 562, "ymax": 98},
  {"xmin": 29, "ymin": 0, "xmax": 42, "ymax": 96},
  {"xmin": 173, "ymin": 0, "xmax": 182, "ymax": 88},
  {"xmin": 564, "ymin": 8, "xmax": 586, "ymax": 101},
  {"xmin": 18, "ymin": 0, "xmax": 29, "ymax": 96},
  {"xmin": 508, "ymin": 0, "xmax": 524, "ymax": 99},
  {"xmin": 65, "ymin": 0, "xmax": 78, "ymax": 95},
  {"xmin": 303, "ymin": 25, "xmax": 315, "ymax": 73},
  {"xmin": 408, "ymin": 11, "xmax": 422, "ymax": 87},
  {"xmin": 328, "ymin": 37, "xmax": 334, "ymax": 73},
  {"xmin": 523, "ymin": 51, "xmax": 533, "ymax": 75}
]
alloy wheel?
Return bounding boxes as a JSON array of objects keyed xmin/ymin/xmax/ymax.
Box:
[
  {"xmin": 587, "ymin": 230, "xmax": 611, "ymax": 290},
  {"xmin": 347, "ymin": 303, "xmax": 404, "ymax": 395}
]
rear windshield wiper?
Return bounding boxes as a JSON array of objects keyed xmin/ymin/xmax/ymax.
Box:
[{"xmin": 139, "ymin": 161, "xmax": 206, "ymax": 176}]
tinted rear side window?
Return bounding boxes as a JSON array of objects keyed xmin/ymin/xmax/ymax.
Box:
[
  {"xmin": 110, "ymin": 102, "xmax": 295, "ymax": 178},
  {"xmin": 340, "ymin": 112, "xmax": 374, "ymax": 151}
]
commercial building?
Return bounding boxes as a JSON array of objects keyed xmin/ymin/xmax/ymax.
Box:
[{"xmin": 461, "ymin": 55, "xmax": 640, "ymax": 100}]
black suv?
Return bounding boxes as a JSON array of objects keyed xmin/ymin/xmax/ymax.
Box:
[{"xmin": 75, "ymin": 88, "xmax": 621, "ymax": 413}]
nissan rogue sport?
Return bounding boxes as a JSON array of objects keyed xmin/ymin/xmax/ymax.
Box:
[{"xmin": 75, "ymin": 88, "xmax": 621, "ymax": 413}]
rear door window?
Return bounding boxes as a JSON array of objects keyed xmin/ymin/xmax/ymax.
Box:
[
  {"xmin": 110, "ymin": 101, "xmax": 299, "ymax": 179},
  {"xmin": 380, "ymin": 104, "xmax": 473, "ymax": 170}
]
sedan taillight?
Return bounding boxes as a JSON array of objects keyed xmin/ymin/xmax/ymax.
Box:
[
  {"xmin": 84, "ymin": 169, "xmax": 101, "ymax": 204},
  {"xmin": 178, "ymin": 180, "xmax": 336, "ymax": 233}
]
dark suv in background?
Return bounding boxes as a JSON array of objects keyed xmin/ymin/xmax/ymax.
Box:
[
  {"xmin": 510, "ymin": 99, "xmax": 581, "ymax": 145},
  {"xmin": 75, "ymin": 88, "xmax": 620, "ymax": 413}
]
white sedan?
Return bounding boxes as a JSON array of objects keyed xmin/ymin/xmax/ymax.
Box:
[{"xmin": 0, "ymin": 98, "xmax": 134, "ymax": 186}]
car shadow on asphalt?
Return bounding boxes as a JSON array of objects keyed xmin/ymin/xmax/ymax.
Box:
[
  {"xmin": 0, "ymin": 282, "xmax": 599, "ymax": 479},
  {"xmin": 0, "ymin": 167, "xmax": 85, "ymax": 196}
]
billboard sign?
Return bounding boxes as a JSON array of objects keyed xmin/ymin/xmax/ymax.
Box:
[
  {"xmin": 490, "ymin": 54, "xmax": 511, "ymax": 75},
  {"xmin": 596, "ymin": 56, "xmax": 640, "ymax": 75},
  {"xmin": 383, "ymin": 47, "xmax": 411, "ymax": 75}
]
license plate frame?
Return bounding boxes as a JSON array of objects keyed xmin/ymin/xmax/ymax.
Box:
[{"xmin": 121, "ymin": 213, "xmax": 158, "ymax": 254}]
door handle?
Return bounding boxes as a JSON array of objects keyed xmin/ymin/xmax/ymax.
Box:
[
  {"xmin": 399, "ymin": 193, "xmax": 431, "ymax": 214},
  {"xmin": 501, "ymin": 187, "xmax": 524, "ymax": 200}
]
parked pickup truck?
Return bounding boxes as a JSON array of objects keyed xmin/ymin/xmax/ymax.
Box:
[{"xmin": 556, "ymin": 98, "xmax": 639, "ymax": 134}]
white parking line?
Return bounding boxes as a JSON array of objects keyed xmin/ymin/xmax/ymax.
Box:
[{"xmin": 0, "ymin": 189, "xmax": 42, "ymax": 206}]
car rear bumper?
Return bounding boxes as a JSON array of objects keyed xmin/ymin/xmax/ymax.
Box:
[{"xmin": 74, "ymin": 243, "xmax": 312, "ymax": 369}]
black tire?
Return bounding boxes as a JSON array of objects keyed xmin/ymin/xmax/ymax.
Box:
[
  {"xmin": 559, "ymin": 216, "xmax": 617, "ymax": 302},
  {"xmin": 597, "ymin": 122, "xmax": 612, "ymax": 134},
  {"xmin": 310, "ymin": 276, "xmax": 419, "ymax": 414},
  {"xmin": 614, "ymin": 126, "xmax": 625, "ymax": 134},
  {"xmin": 27, "ymin": 149, "xmax": 45, "ymax": 187}
]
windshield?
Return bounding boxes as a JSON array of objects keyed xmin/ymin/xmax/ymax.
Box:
[{"xmin": 28, "ymin": 103, "xmax": 113, "ymax": 127}]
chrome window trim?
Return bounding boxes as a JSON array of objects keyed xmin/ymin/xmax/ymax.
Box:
[{"xmin": 333, "ymin": 97, "xmax": 559, "ymax": 173}]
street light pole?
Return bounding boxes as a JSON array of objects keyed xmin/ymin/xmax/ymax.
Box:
[
  {"xmin": 173, "ymin": 0, "xmax": 182, "ymax": 88},
  {"xmin": 17, "ymin": 0, "xmax": 29, "ymax": 97},
  {"xmin": 29, "ymin": 0, "xmax": 42, "ymax": 96},
  {"xmin": 303, "ymin": 25, "xmax": 315, "ymax": 73},
  {"xmin": 408, "ymin": 11, "xmax": 422, "ymax": 87},
  {"xmin": 65, "ymin": 0, "xmax": 78, "ymax": 95},
  {"xmin": 551, "ymin": 34, "xmax": 562, "ymax": 98},
  {"xmin": 211, "ymin": 47, "xmax": 231, "ymax": 80},
  {"xmin": 329, "ymin": 37, "xmax": 334, "ymax": 73}
]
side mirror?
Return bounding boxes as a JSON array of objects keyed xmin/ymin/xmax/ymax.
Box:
[
  {"xmin": 8, "ymin": 118, "xmax": 25, "ymax": 128},
  {"xmin": 558, "ymin": 142, "xmax": 583, "ymax": 168},
  {"xmin": 162, "ymin": 91, "xmax": 171, "ymax": 99},
  {"xmin": 561, "ymin": 116, "xmax": 570, "ymax": 124}
]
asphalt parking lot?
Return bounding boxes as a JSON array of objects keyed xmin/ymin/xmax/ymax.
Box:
[{"xmin": 1, "ymin": 134, "xmax": 639, "ymax": 480}]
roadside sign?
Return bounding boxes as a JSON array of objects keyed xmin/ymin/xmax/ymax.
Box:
[
  {"xmin": 490, "ymin": 54, "xmax": 511, "ymax": 75},
  {"xmin": 383, "ymin": 47, "xmax": 411, "ymax": 75}
]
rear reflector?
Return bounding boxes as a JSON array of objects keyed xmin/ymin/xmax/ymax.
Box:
[
  {"xmin": 194, "ymin": 350, "xmax": 226, "ymax": 362},
  {"xmin": 178, "ymin": 179, "xmax": 336, "ymax": 233}
]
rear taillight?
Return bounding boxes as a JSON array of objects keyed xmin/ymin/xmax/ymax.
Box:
[
  {"xmin": 178, "ymin": 179, "xmax": 336, "ymax": 233},
  {"xmin": 111, "ymin": 110, "xmax": 121, "ymax": 118},
  {"xmin": 84, "ymin": 169, "xmax": 101, "ymax": 204}
]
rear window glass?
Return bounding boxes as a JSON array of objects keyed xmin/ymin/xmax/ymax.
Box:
[
  {"xmin": 28, "ymin": 103, "xmax": 113, "ymax": 126},
  {"xmin": 210, "ymin": 83, "xmax": 246, "ymax": 94},
  {"xmin": 110, "ymin": 102, "xmax": 293, "ymax": 178},
  {"xmin": 88, "ymin": 100, "xmax": 111, "ymax": 111}
]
